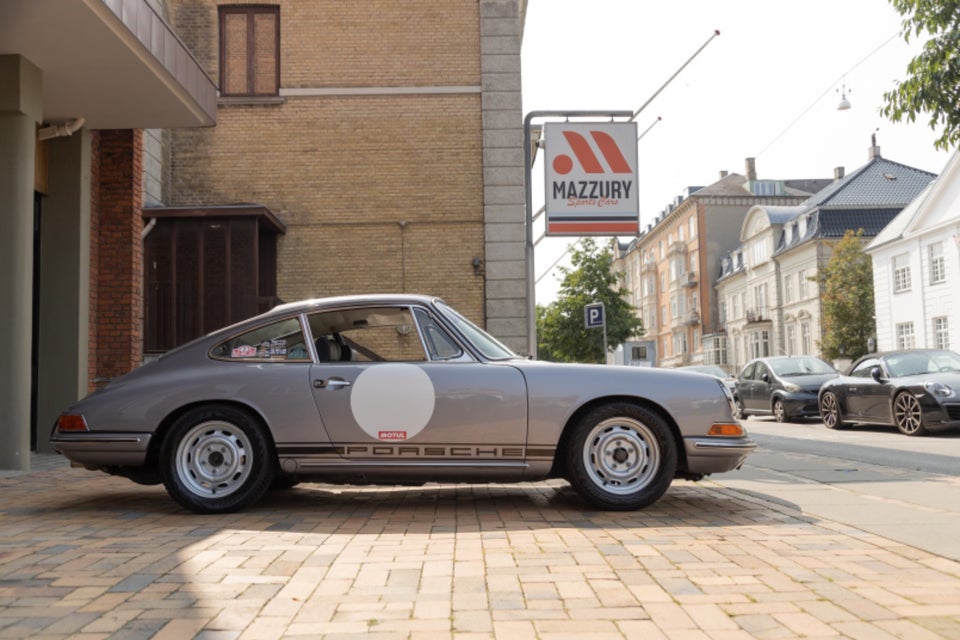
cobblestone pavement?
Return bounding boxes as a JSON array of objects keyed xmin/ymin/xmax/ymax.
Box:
[{"xmin": 1, "ymin": 455, "xmax": 959, "ymax": 639}]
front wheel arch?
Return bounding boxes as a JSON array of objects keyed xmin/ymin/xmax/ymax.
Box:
[
  {"xmin": 551, "ymin": 396, "xmax": 685, "ymax": 478},
  {"xmin": 562, "ymin": 400, "xmax": 679, "ymax": 510}
]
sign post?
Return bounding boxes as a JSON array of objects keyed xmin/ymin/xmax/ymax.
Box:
[{"xmin": 585, "ymin": 302, "xmax": 607, "ymax": 363}]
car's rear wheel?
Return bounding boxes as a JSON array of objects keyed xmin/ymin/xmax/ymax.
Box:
[
  {"xmin": 160, "ymin": 404, "xmax": 274, "ymax": 514},
  {"xmin": 566, "ymin": 403, "xmax": 677, "ymax": 510},
  {"xmin": 820, "ymin": 392, "xmax": 847, "ymax": 430},
  {"xmin": 773, "ymin": 398, "xmax": 787, "ymax": 423},
  {"xmin": 893, "ymin": 392, "xmax": 927, "ymax": 436}
]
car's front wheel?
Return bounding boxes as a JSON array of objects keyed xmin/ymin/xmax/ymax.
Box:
[
  {"xmin": 773, "ymin": 398, "xmax": 787, "ymax": 423},
  {"xmin": 565, "ymin": 403, "xmax": 677, "ymax": 510},
  {"xmin": 733, "ymin": 397, "xmax": 747, "ymax": 419},
  {"xmin": 160, "ymin": 404, "xmax": 275, "ymax": 514},
  {"xmin": 893, "ymin": 392, "xmax": 927, "ymax": 436},
  {"xmin": 820, "ymin": 392, "xmax": 847, "ymax": 430}
]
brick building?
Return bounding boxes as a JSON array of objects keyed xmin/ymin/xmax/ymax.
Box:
[{"xmin": 149, "ymin": 0, "xmax": 528, "ymax": 356}]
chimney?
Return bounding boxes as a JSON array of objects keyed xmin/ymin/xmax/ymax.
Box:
[
  {"xmin": 745, "ymin": 157, "xmax": 757, "ymax": 181},
  {"xmin": 719, "ymin": 170, "xmax": 728, "ymax": 179},
  {"xmin": 833, "ymin": 166, "xmax": 845, "ymax": 181},
  {"xmin": 869, "ymin": 131, "xmax": 881, "ymax": 160}
]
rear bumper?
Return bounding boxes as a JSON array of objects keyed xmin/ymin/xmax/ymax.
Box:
[
  {"xmin": 49, "ymin": 431, "xmax": 151, "ymax": 467},
  {"xmin": 682, "ymin": 435, "xmax": 756, "ymax": 474}
]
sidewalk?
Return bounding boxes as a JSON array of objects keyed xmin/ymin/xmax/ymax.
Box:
[{"xmin": 1, "ymin": 455, "xmax": 959, "ymax": 639}]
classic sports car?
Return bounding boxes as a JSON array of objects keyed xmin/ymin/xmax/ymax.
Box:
[
  {"xmin": 52, "ymin": 294, "xmax": 755, "ymax": 513},
  {"xmin": 819, "ymin": 349, "xmax": 960, "ymax": 436}
]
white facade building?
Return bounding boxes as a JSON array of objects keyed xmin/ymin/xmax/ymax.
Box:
[{"xmin": 867, "ymin": 151, "xmax": 960, "ymax": 353}]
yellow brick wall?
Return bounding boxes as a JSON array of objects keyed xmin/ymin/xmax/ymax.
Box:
[{"xmin": 166, "ymin": 0, "xmax": 486, "ymax": 322}]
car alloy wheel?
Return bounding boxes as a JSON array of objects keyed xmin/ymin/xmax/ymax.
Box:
[
  {"xmin": 566, "ymin": 402, "xmax": 677, "ymax": 510},
  {"xmin": 161, "ymin": 404, "xmax": 275, "ymax": 513},
  {"xmin": 820, "ymin": 392, "xmax": 846, "ymax": 430},
  {"xmin": 734, "ymin": 397, "xmax": 746, "ymax": 420},
  {"xmin": 893, "ymin": 392, "xmax": 927, "ymax": 436},
  {"xmin": 773, "ymin": 399, "xmax": 786, "ymax": 423}
]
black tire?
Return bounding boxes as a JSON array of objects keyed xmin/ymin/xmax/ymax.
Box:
[
  {"xmin": 893, "ymin": 392, "xmax": 927, "ymax": 436},
  {"xmin": 160, "ymin": 404, "xmax": 275, "ymax": 514},
  {"xmin": 270, "ymin": 474, "xmax": 301, "ymax": 491},
  {"xmin": 734, "ymin": 397, "xmax": 747, "ymax": 420},
  {"xmin": 565, "ymin": 403, "xmax": 677, "ymax": 510},
  {"xmin": 820, "ymin": 391, "xmax": 847, "ymax": 430},
  {"xmin": 773, "ymin": 398, "xmax": 787, "ymax": 423}
]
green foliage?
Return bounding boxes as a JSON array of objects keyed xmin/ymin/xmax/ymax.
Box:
[
  {"xmin": 536, "ymin": 238, "xmax": 643, "ymax": 363},
  {"xmin": 817, "ymin": 230, "xmax": 876, "ymax": 360},
  {"xmin": 882, "ymin": 0, "xmax": 960, "ymax": 150}
]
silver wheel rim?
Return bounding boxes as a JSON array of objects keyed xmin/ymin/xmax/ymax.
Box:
[
  {"xmin": 176, "ymin": 420, "xmax": 253, "ymax": 498},
  {"xmin": 734, "ymin": 399, "xmax": 744, "ymax": 419},
  {"xmin": 774, "ymin": 400, "xmax": 785, "ymax": 422},
  {"xmin": 894, "ymin": 394, "xmax": 922, "ymax": 434},
  {"xmin": 822, "ymin": 394, "xmax": 839, "ymax": 428},
  {"xmin": 583, "ymin": 417, "xmax": 660, "ymax": 495}
]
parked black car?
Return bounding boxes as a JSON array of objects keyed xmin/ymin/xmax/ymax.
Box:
[
  {"xmin": 734, "ymin": 356, "xmax": 838, "ymax": 422},
  {"xmin": 818, "ymin": 349, "xmax": 960, "ymax": 436}
]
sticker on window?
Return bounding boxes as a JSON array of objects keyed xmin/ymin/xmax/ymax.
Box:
[{"xmin": 231, "ymin": 345, "xmax": 257, "ymax": 358}]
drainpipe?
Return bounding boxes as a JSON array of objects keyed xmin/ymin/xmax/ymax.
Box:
[{"xmin": 37, "ymin": 117, "xmax": 85, "ymax": 141}]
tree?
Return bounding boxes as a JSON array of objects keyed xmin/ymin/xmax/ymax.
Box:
[
  {"xmin": 882, "ymin": 0, "xmax": 960, "ymax": 150},
  {"xmin": 537, "ymin": 238, "xmax": 643, "ymax": 363},
  {"xmin": 817, "ymin": 230, "xmax": 876, "ymax": 361}
]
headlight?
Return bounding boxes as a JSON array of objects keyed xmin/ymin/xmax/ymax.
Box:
[
  {"xmin": 783, "ymin": 382, "xmax": 800, "ymax": 392},
  {"xmin": 923, "ymin": 381, "xmax": 954, "ymax": 398}
]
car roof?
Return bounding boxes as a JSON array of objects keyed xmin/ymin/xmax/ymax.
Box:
[{"xmin": 268, "ymin": 293, "xmax": 441, "ymax": 316}]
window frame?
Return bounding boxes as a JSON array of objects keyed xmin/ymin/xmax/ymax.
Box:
[{"xmin": 219, "ymin": 5, "xmax": 281, "ymax": 98}]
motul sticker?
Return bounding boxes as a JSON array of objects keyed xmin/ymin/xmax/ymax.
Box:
[
  {"xmin": 378, "ymin": 430, "xmax": 408, "ymax": 441},
  {"xmin": 544, "ymin": 121, "xmax": 639, "ymax": 236}
]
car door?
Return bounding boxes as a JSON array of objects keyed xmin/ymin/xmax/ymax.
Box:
[
  {"xmin": 306, "ymin": 304, "xmax": 528, "ymax": 467},
  {"xmin": 746, "ymin": 362, "xmax": 771, "ymax": 413},
  {"xmin": 843, "ymin": 357, "xmax": 884, "ymax": 419}
]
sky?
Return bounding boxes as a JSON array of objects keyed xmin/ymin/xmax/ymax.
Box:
[{"xmin": 522, "ymin": 0, "xmax": 954, "ymax": 303}]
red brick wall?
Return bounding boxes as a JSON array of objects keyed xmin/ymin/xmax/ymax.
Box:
[{"xmin": 90, "ymin": 130, "xmax": 144, "ymax": 390}]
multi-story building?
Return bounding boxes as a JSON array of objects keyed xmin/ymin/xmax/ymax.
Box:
[
  {"xmin": 1, "ymin": 0, "xmax": 217, "ymax": 467},
  {"xmin": 613, "ymin": 158, "xmax": 828, "ymax": 369},
  {"xmin": 154, "ymin": 0, "xmax": 528, "ymax": 356},
  {"xmin": 717, "ymin": 142, "xmax": 936, "ymax": 370},
  {"xmin": 868, "ymin": 150, "xmax": 959, "ymax": 352}
]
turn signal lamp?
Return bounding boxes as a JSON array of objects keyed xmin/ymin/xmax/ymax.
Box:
[
  {"xmin": 56, "ymin": 414, "xmax": 89, "ymax": 432},
  {"xmin": 708, "ymin": 422, "xmax": 745, "ymax": 437}
]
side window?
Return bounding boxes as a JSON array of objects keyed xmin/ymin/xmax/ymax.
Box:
[
  {"xmin": 739, "ymin": 362, "xmax": 755, "ymax": 380},
  {"xmin": 220, "ymin": 5, "xmax": 280, "ymax": 97},
  {"xmin": 307, "ymin": 307, "xmax": 428, "ymax": 363},
  {"xmin": 413, "ymin": 308, "xmax": 464, "ymax": 360},
  {"xmin": 210, "ymin": 317, "xmax": 309, "ymax": 362},
  {"xmin": 755, "ymin": 364, "xmax": 769, "ymax": 381},
  {"xmin": 850, "ymin": 358, "xmax": 880, "ymax": 378}
]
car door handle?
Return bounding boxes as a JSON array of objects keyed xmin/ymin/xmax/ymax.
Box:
[{"xmin": 314, "ymin": 378, "xmax": 351, "ymax": 390}]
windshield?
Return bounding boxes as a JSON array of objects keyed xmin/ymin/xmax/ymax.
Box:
[
  {"xmin": 769, "ymin": 357, "xmax": 835, "ymax": 376},
  {"xmin": 435, "ymin": 301, "xmax": 517, "ymax": 360},
  {"xmin": 885, "ymin": 350, "xmax": 960, "ymax": 377}
]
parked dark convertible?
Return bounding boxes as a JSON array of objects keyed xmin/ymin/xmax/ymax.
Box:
[
  {"xmin": 819, "ymin": 349, "xmax": 960, "ymax": 436},
  {"xmin": 52, "ymin": 294, "xmax": 755, "ymax": 513}
]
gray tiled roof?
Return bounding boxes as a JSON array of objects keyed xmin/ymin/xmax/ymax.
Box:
[{"xmin": 799, "ymin": 157, "xmax": 935, "ymax": 210}]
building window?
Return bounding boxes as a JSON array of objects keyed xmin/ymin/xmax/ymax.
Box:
[
  {"xmin": 750, "ymin": 330, "xmax": 770, "ymax": 358},
  {"xmin": 689, "ymin": 216, "xmax": 696, "ymax": 237},
  {"xmin": 929, "ymin": 242, "xmax": 946, "ymax": 284},
  {"xmin": 783, "ymin": 272, "xmax": 793, "ymax": 303},
  {"xmin": 797, "ymin": 270, "xmax": 808, "ymax": 299},
  {"xmin": 786, "ymin": 323, "xmax": 797, "ymax": 356},
  {"xmin": 896, "ymin": 322, "xmax": 915, "ymax": 349},
  {"xmin": 800, "ymin": 321, "xmax": 811, "ymax": 354},
  {"xmin": 705, "ymin": 336, "xmax": 727, "ymax": 365},
  {"xmin": 631, "ymin": 345, "xmax": 647, "ymax": 361},
  {"xmin": 893, "ymin": 253, "xmax": 912, "ymax": 293},
  {"xmin": 220, "ymin": 6, "xmax": 280, "ymax": 97},
  {"xmin": 752, "ymin": 239, "xmax": 768, "ymax": 266},
  {"xmin": 934, "ymin": 316, "xmax": 949, "ymax": 349}
]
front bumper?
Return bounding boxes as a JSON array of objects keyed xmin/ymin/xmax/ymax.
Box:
[
  {"xmin": 683, "ymin": 435, "xmax": 756, "ymax": 474},
  {"xmin": 782, "ymin": 392, "xmax": 821, "ymax": 418}
]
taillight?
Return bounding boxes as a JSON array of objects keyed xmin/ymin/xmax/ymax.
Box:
[{"xmin": 56, "ymin": 414, "xmax": 89, "ymax": 432}]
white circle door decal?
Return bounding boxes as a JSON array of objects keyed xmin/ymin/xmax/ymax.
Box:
[{"xmin": 350, "ymin": 363, "xmax": 436, "ymax": 441}]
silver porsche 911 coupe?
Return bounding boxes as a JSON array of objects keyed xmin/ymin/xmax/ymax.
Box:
[{"xmin": 51, "ymin": 294, "xmax": 755, "ymax": 514}]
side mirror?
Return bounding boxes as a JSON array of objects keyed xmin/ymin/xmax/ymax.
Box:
[
  {"xmin": 761, "ymin": 372, "xmax": 770, "ymax": 383},
  {"xmin": 870, "ymin": 365, "xmax": 884, "ymax": 382}
]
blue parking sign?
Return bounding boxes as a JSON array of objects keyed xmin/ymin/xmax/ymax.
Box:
[{"xmin": 585, "ymin": 303, "xmax": 605, "ymax": 329}]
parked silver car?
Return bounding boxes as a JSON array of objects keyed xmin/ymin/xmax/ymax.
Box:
[{"xmin": 52, "ymin": 294, "xmax": 755, "ymax": 514}]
